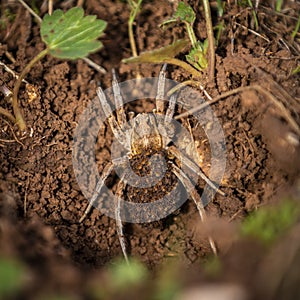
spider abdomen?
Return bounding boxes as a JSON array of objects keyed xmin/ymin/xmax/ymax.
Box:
[{"xmin": 127, "ymin": 149, "xmax": 177, "ymax": 205}]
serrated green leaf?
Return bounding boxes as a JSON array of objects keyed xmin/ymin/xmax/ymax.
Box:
[
  {"xmin": 186, "ymin": 47, "xmax": 208, "ymax": 71},
  {"xmin": 122, "ymin": 39, "xmax": 189, "ymax": 63},
  {"xmin": 49, "ymin": 41, "xmax": 103, "ymax": 59},
  {"xmin": 174, "ymin": 2, "xmax": 195, "ymax": 25},
  {"xmin": 51, "ymin": 7, "xmax": 85, "ymax": 43},
  {"xmin": 51, "ymin": 21, "xmax": 105, "ymax": 49},
  {"xmin": 42, "ymin": 9, "xmax": 63, "ymax": 28},
  {"xmin": 185, "ymin": 40, "xmax": 208, "ymax": 70},
  {"xmin": 41, "ymin": 7, "xmax": 107, "ymax": 59},
  {"xmin": 160, "ymin": 1, "xmax": 196, "ymax": 28},
  {"xmin": 41, "ymin": 10, "xmax": 64, "ymax": 44},
  {"xmin": 65, "ymin": 6, "xmax": 84, "ymax": 18}
]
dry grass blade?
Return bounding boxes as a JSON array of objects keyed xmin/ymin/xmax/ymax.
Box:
[
  {"xmin": 17, "ymin": 0, "xmax": 42, "ymax": 23},
  {"xmin": 0, "ymin": 61, "xmax": 29, "ymax": 84},
  {"xmin": 175, "ymin": 85, "xmax": 300, "ymax": 137},
  {"xmin": 82, "ymin": 57, "xmax": 107, "ymax": 74}
]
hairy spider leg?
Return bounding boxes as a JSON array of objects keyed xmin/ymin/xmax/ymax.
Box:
[
  {"xmin": 163, "ymin": 87, "xmax": 220, "ymax": 255},
  {"xmin": 168, "ymin": 146, "xmax": 225, "ymax": 196},
  {"xmin": 96, "ymin": 87, "xmax": 129, "ymax": 149},
  {"xmin": 96, "ymin": 77, "xmax": 135, "ymax": 261},
  {"xmin": 115, "ymin": 178, "xmax": 128, "ymax": 263},
  {"xmin": 156, "ymin": 64, "xmax": 167, "ymax": 114},
  {"xmin": 78, "ymin": 159, "xmax": 129, "ymax": 261},
  {"xmin": 79, "ymin": 83, "xmax": 130, "ymax": 223},
  {"xmin": 165, "ymin": 94, "xmax": 177, "ymax": 124},
  {"xmin": 172, "ymin": 164, "xmax": 218, "ymax": 256},
  {"xmin": 79, "ymin": 162, "xmax": 114, "ymax": 223},
  {"xmin": 112, "ymin": 69, "xmax": 127, "ymax": 127}
]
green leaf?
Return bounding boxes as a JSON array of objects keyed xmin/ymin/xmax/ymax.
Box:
[
  {"xmin": 128, "ymin": 0, "xmax": 143, "ymax": 23},
  {"xmin": 186, "ymin": 40, "xmax": 208, "ymax": 70},
  {"xmin": 160, "ymin": 1, "xmax": 196, "ymax": 28},
  {"xmin": 50, "ymin": 41, "xmax": 103, "ymax": 59},
  {"xmin": 41, "ymin": 7, "xmax": 107, "ymax": 59},
  {"xmin": 122, "ymin": 39, "xmax": 189, "ymax": 64},
  {"xmin": 109, "ymin": 258, "xmax": 148, "ymax": 290},
  {"xmin": 0, "ymin": 257, "xmax": 26, "ymax": 296},
  {"xmin": 240, "ymin": 200, "xmax": 300, "ymax": 245},
  {"xmin": 174, "ymin": 2, "xmax": 196, "ymax": 25},
  {"xmin": 291, "ymin": 65, "xmax": 300, "ymax": 75}
]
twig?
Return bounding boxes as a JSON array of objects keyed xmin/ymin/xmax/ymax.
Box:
[
  {"xmin": 82, "ymin": 57, "xmax": 107, "ymax": 74},
  {"xmin": 2, "ymin": 119, "xmax": 25, "ymax": 147},
  {"xmin": 0, "ymin": 85, "xmax": 12, "ymax": 99},
  {"xmin": 260, "ymin": 5, "xmax": 299, "ymax": 21},
  {"xmin": 0, "ymin": 107, "xmax": 16, "ymax": 123},
  {"xmin": 0, "ymin": 60, "xmax": 29, "ymax": 84},
  {"xmin": 17, "ymin": 0, "xmax": 42, "ymax": 23},
  {"xmin": 5, "ymin": 51, "xmax": 16, "ymax": 64},
  {"xmin": 199, "ymin": 84, "xmax": 212, "ymax": 100},
  {"xmin": 202, "ymin": 0, "xmax": 215, "ymax": 82},
  {"xmin": 228, "ymin": 209, "xmax": 243, "ymax": 222},
  {"xmin": 235, "ymin": 22, "xmax": 270, "ymax": 42},
  {"xmin": 175, "ymin": 85, "xmax": 300, "ymax": 137},
  {"xmin": 48, "ymin": 0, "xmax": 53, "ymax": 15},
  {"xmin": 0, "ymin": 138, "xmax": 16, "ymax": 143},
  {"xmin": 76, "ymin": 0, "xmax": 85, "ymax": 7},
  {"xmin": 261, "ymin": 23, "xmax": 299, "ymax": 55}
]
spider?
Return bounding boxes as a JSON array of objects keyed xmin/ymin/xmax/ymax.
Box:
[{"xmin": 79, "ymin": 64, "xmax": 224, "ymax": 262}]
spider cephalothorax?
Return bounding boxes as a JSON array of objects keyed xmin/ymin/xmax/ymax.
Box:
[
  {"xmin": 79, "ymin": 64, "xmax": 224, "ymax": 262},
  {"xmin": 130, "ymin": 113, "xmax": 164, "ymax": 155}
]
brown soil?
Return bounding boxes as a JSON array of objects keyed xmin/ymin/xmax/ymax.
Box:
[{"xmin": 0, "ymin": 0, "xmax": 299, "ymax": 299}]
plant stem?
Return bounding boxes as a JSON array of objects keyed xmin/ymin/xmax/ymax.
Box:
[
  {"xmin": 13, "ymin": 48, "xmax": 49, "ymax": 132},
  {"xmin": 202, "ymin": 0, "xmax": 215, "ymax": 82},
  {"xmin": 275, "ymin": 0, "xmax": 283, "ymax": 12},
  {"xmin": 128, "ymin": 18, "xmax": 138, "ymax": 57},
  {"xmin": 175, "ymin": 85, "xmax": 300, "ymax": 137},
  {"xmin": 0, "ymin": 107, "xmax": 16, "ymax": 123},
  {"xmin": 17, "ymin": 0, "xmax": 42, "ymax": 23},
  {"xmin": 184, "ymin": 21, "xmax": 198, "ymax": 49},
  {"xmin": 128, "ymin": 0, "xmax": 142, "ymax": 57},
  {"xmin": 292, "ymin": 15, "xmax": 300, "ymax": 41},
  {"xmin": 247, "ymin": 0, "xmax": 259, "ymax": 30},
  {"xmin": 166, "ymin": 80, "xmax": 200, "ymax": 97},
  {"xmin": 166, "ymin": 58, "xmax": 202, "ymax": 78}
]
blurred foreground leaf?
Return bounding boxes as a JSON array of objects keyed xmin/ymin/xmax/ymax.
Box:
[
  {"xmin": 0, "ymin": 257, "xmax": 26, "ymax": 296},
  {"xmin": 154, "ymin": 261, "xmax": 182, "ymax": 300},
  {"xmin": 240, "ymin": 200, "xmax": 300, "ymax": 245},
  {"xmin": 109, "ymin": 258, "xmax": 148, "ymax": 290},
  {"xmin": 291, "ymin": 65, "xmax": 300, "ymax": 75}
]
